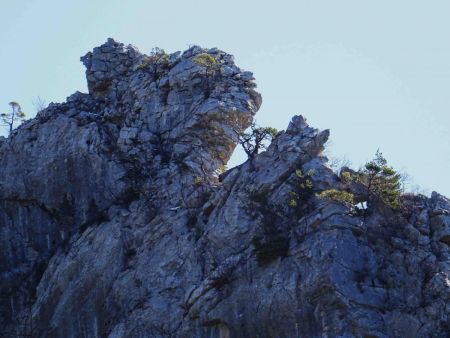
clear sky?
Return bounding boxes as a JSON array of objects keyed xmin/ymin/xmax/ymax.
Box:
[{"xmin": 1, "ymin": 0, "xmax": 449, "ymax": 196}]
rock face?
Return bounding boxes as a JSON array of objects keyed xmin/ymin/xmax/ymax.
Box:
[{"xmin": 0, "ymin": 39, "xmax": 449, "ymax": 338}]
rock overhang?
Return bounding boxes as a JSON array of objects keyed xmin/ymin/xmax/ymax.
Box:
[{"xmin": 79, "ymin": 38, "xmax": 262, "ymax": 170}]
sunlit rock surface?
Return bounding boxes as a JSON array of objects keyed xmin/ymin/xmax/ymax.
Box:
[{"xmin": 0, "ymin": 39, "xmax": 448, "ymax": 338}]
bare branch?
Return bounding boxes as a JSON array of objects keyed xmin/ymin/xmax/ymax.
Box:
[{"xmin": 32, "ymin": 96, "xmax": 47, "ymax": 113}]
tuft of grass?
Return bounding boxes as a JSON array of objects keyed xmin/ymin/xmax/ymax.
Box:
[
  {"xmin": 341, "ymin": 171, "xmax": 352, "ymax": 184},
  {"xmin": 193, "ymin": 53, "xmax": 218, "ymax": 68},
  {"xmin": 317, "ymin": 189, "xmax": 355, "ymax": 204},
  {"xmin": 287, "ymin": 168, "xmax": 315, "ymax": 216}
]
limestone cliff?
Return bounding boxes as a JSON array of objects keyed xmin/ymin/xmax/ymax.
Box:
[{"xmin": 0, "ymin": 39, "xmax": 448, "ymax": 338}]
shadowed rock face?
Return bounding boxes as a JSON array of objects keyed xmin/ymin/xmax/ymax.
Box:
[{"xmin": 0, "ymin": 39, "xmax": 449, "ymax": 338}]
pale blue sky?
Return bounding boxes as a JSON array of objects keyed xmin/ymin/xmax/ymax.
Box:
[{"xmin": 1, "ymin": 0, "xmax": 449, "ymax": 196}]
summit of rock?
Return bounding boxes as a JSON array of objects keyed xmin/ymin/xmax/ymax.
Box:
[{"xmin": 0, "ymin": 39, "xmax": 448, "ymax": 338}]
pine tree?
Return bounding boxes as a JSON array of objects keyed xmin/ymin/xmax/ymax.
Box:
[
  {"xmin": 358, "ymin": 150, "xmax": 402, "ymax": 209},
  {"xmin": 1, "ymin": 101, "xmax": 26, "ymax": 134},
  {"xmin": 238, "ymin": 122, "xmax": 278, "ymax": 160}
]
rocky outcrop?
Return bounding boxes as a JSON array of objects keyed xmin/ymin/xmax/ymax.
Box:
[{"xmin": 0, "ymin": 39, "xmax": 448, "ymax": 338}]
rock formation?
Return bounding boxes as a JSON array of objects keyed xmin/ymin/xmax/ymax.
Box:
[{"xmin": 0, "ymin": 39, "xmax": 448, "ymax": 338}]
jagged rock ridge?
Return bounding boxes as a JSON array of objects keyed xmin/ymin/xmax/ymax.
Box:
[{"xmin": 0, "ymin": 39, "xmax": 449, "ymax": 338}]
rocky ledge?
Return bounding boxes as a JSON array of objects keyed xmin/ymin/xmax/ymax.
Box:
[{"xmin": 0, "ymin": 39, "xmax": 448, "ymax": 338}]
